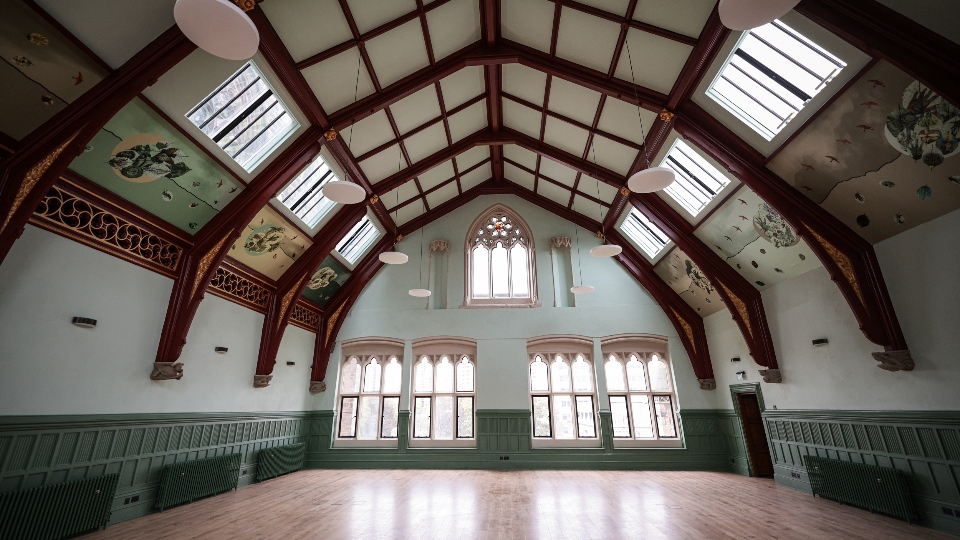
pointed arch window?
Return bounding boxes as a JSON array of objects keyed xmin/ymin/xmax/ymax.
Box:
[{"xmin": 465, "ymin": 205, "xmax": 538, "ymax": 307}]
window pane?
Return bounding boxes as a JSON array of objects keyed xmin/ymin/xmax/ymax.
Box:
[
  {"xmin": 654, "ymin": 396, "xmax": 678, "ymax": 438},
  {"xmin": 415, "ymin": 357, "xmax": 433, "ymax": 393},
  {"xmin": 571, "ymin": 355, "xmax": 592, "ymax": 392},
  {"xmin": 435, "ymin": 356, "xmax": 454, "ymax": 393},
  {"xmin": 381, "ymin": 397, "xmax": 399, "ymax": 438},
  {"xmin": 456, "ymin": 357, "xmax": 474, "ymax": 392},
  {"xmin": 435, "ymin": 396, "xmax": 454, "ymax": 439},
  {"xmin": 575, "ymin": 396, "xmax": 596, "ymax": 438},
  {"xmin": 382, "ymin": 357, "xmax": 402, "ymax": 393},
  {"xmin": 553, "ymin": 395, "xmax": 575, "ymax": 439},
  {"xmin": 621, "ymin": 208, "xmax": 669, "ymax": 258},
  {"xmin": 605, "ymin": 355, "xmax": 625, "ymax": 391},
  {"xmin": 457, "ymin": 397, "xmax": 474, "ymax": 438},
  {"xmin": 362, "ymin": 358, "xmax": 381, "ymax": 393},
  {"xmin": 610, "ymin": 396, "xmax": 631, "ymax": 438},
  {"xmin": 341, "ymin": 357, "xmax": 361, "ymax": 393},
  {"xmin": 491, "ymin": 243, "xmax": 509, "ymax": 298},
  {"xmin": 188, "ymin": 64, "xmax": 257, "ymax": 128},
  {"xmin": 530, "ymin": 356, "xmax": 548, "ymax": 391},
  {"xmin": 336, "ymin": 217, "xmax": 380, "ymax": 264},
  {"xmin": 532, "ymin": 396, "xmax": 551, "ymax": 437},
  {"xmin": 649, "ymin": 355, "xmax": 670, "ymax": 391},
  {"xmin": 338, "ymin": 397, "xmax": 358, "ymax": 437},
  {"xmin": 510, "ymin": 243, "xmax": 529, "ymax": 297},
  {"xmin": 551, "ymin": 356, "xmax": 571, "ymax": 392},
  {"xmin": 631, "ymin": 395, "xmax": 654, "ymax": 438},
  {"xmin": 414, "ymin": 397, "xmax": 432, "ymax": 438},
  {"xmin": 472, "ymin": 245, "xmax": 490, "ymax": 298},
  {"xmin": 626, "ymin": 355, "xmax": 647, "ymax": 391},
  {"xmin": 357, "ymin": 396, "xmax": 380, "ymax": 440}
]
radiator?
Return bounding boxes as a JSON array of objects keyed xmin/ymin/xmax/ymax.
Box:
[
  {"xmin": 0, "ymin": 473, "xmax": 119, "ymax": 540},
  {"xmin": 256, "ymin": 442, "xmax": 305, "ymax": 482},
  {"xmin": 155, "ymin": 453, "xmax": 241, "ymax": 511},
  {"xmin": 804, "ymin": 455, "xmax": 916, "ymax": 522}
]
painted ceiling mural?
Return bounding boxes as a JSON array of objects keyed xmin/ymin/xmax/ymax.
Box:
[
  {"xmin": 0, "ymin": 1, "xmax": 106, "ymax": 140},
  {"xmin": 227, "ymin": 205, "xmax": 311, "ymax": 280},
  {"xmin": 69, "ymin": 98, "xmax": 244, "ymax": 234},
  {"xmin": 695, "ymin": 186, "xmax": 822, "ymax": 291},
  {"xmin": 301, "ymin": 255, "xmax": 350, "ymax": 307},
  {"xmin": 653, "ymin": 248, "xmax": 725, "ymax": 316},
  {"xmin": 767, "ymin": 61, "xmax": 960, "ymax": 244}
]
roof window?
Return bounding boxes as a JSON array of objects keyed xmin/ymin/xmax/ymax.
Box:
[
  {"xmin": 620, "ymin": 207, "xmax": 670, "ymax": 259},
  {"xmin": 660, "ymin": 139, "xmax": 731, "ymax": 217}
]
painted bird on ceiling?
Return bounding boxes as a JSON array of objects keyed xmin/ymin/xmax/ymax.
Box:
[
  {"xmin": 861, "ymin": 101, "xmax": 879, "ymax": 108},
  {"xmin": 868, "ymin": 79, "xmax": 885, "ymax": 88},
  {"xmin": 72, "ymin": 72, "xmax": 82, "ymax": 85},
  {"xmin": 826, "ymin": 156, "xmax": 840, "ymax": 163},
  {"xmin": 856, "ymin": 124, "xmax": 874, "ymax": 132},
  {"xmin": 837, "ymin": 139, "xmax": 852, "ymax": 145},
  {"xmin": 801, "ymin": 164, "xmax": 815, "ymax": 170}
]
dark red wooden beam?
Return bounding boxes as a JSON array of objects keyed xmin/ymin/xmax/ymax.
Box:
[{"xmin": 549, "ymin": 0, "xmax": 697, "ymax": 47}]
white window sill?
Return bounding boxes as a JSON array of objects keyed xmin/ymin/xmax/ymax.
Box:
[
  {"xmin": 612, "ymin": 439, "xmax": 683, "ymax": 449},
  {"xmin": 461, "ymin": 302, "xmax": 542, "ymax": 309},
  {"xmin": 408, "ymin": 439, "xmax": 476, "ymax": 449},
  {"xmin": 531, "ymin": 438, "xmax": 602, "ymax": 449},
  {"xmin": 333, "ymin": 439, "xmax": 398, "ymax": 449}
]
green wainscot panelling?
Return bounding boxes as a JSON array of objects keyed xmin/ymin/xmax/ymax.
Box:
[
  {"xmin": 0, "ymin": 412, "xmax": 308, "ymax": 525},
  {"xmin": 304, "ymin": 409, "xmax": 735, "ymax": 471},
  {"xmin": 761, "ymin": 409, "xmax": 960, "ymax": 536}
]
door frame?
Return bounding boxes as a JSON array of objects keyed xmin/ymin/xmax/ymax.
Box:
[{"xmin": 730, "ymin": 383, "xmax": 773, "ymax": 477}]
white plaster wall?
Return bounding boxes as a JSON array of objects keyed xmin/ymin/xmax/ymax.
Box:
[
  {"xmin": 704, "ymin": 208, "xmax": 960, "ymax": 411},
  {"xmin": 0, "ymin": 225, "xmax": 314, "ymax": 415}
]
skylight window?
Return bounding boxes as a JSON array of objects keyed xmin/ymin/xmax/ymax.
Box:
[
  {"xmin": 620, "ymin": 207, "xmax": 670, "ymax": 259},
  {"xmin": 187, "ymin": 62, "xmax": 299, "ymax": 171},
  {"xmin": 277, "ymin": 154, "xmax": 338, "ymax": 228},
  {"xmin": 660, "ymin": 139, "xmax": 731, "ymax": 216},
  {"xmin": 706, "ymin": 20, "xmax": 845, "ymax": 140},
  {"xmin": 336, "ymin": 216, "xmax": 381, "ymax": 265}
]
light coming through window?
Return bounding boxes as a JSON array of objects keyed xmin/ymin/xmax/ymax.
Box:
[
  {"xmin": 277, "ymin": 153, "xmax": 338, "ymax": 228},
  {"xmin": 620, "ymin": 207, "xmax": 669, "ymax": 259},
  {"xmin": 660, "ymin": 139, "xmax": 731, "ymax": 217},
  {"xmin": 336, "ymin": 216, "xmax": 380, "ymax": 265}
]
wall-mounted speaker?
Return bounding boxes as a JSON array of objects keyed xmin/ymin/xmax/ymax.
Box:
[
  {"xmin": 215, "ymin": 347, "xmax": 228, "ymax": 354},
  {"xmin": 286, "ymin": 361, "xmax": 295, "ymax": 366},
  {"xmin": 730, "ymin": 357, "xmax": 741, "ymax": 363},
  {"xmin": 72, "ymin": 317, "xmax": 97, "ymax": 328},
  {"xmin": 812, "ymin": 338, "xmax": 829, "ymax": 346}
]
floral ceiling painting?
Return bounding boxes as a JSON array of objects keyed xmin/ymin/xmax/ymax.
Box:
[
  {"xmin": 227, "ymin": 205, "xmax": 311, "ymax": 280},
  {"xmin": 653, "ymin": 248, "xmax": 725, "ymax": 316},
  {"xmin": 767, "ymin": 61, "xmax": 960, "ymax": 244},
  {"xmin": 0, "ymin": 1, "xmax": 106, "ymax": 141},
  {"xmin": 301, "ymin": 255, "xmax": 350, "ymax": 307},
  {"xmin": 695, "ymin": 186, "xmax": 822, "ymax": 291},
  {"xmin": 69, "ymin": 98, "xmax": 244, "ymax": 234}
]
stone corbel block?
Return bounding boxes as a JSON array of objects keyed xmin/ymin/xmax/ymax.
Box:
[
  {"xmin": 309, "ymin": 380, "xmax": 327, "ymax": 394},
  {"xmin": 759, "ymin": 368, "xmax": 782, "ymax": 383},
  {"xmin": 253, "ymin": 374, "xmax": 272, "ymax": 388},
  {"xmin": 150, "ymin": 362, "xmax": 183, "ymax": 380},
  {"xmin": 697, "ymin": 378, "xmax": 717, "ymax": 390},
  {"xmin": 872, "ymin": 350, "xmax": 914, "ymax": 371}
]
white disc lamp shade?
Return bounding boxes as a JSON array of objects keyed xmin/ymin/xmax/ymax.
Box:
[
  {"xmin": 718, "ymin": 0, "xmax": 800, "ymax": 31},
  {"xmin": 379, "ymin": 251, "xmax": 408, "ymax": 265},
  {"xmin": 322, "ymin": 181, "xmax": 366, "ymax": 204},
  {"xmin": 174, "ymin": 0, "xmax": 260, "ymax": 61},
  {"xmin": 627, "ymin": 167, "xmax": 675, "ymax": 193},
  {"xmin": 408, "ymin": 288, "xmax": 432, "ymax": 297},
  {"xmin": 570, "ymin": 285, "xmax": 595, "ymax": 295},
  {"xmin": 590, "ymin": 245, "xmax": 622, "ymax": 258}
]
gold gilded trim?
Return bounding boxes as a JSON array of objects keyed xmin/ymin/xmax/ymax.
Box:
[
  {"xmin": 805, "ymin": 225, "xmax": 863, "ymax": 305},
  {"xmin": 192, "ymin": 234, "xmax": 232, "ymax": 298},
  {"xmin": 2, "ymin": 137, "xmax": 75, "ymax": 234},
  {"xmin": 278, "ymin": 284, "xmax": 301, "ymax": 329},
  {"xmin": 671, "ymin": 308, "xmax": 696, "ymax": 353},
  {"xmin": 325, "ymin": 303, "xmax": 346, "ymax": 347},
  {"xmin": 718, "ymin": 282, "xmax": 752, "ymax": 338}
]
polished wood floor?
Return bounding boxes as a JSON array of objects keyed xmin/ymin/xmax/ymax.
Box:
[{"xmin": 86, "ymin": 469, "xmax": 945, "ymax": 539}]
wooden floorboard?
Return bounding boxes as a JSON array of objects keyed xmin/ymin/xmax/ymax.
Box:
[{"xmin": 84, "ymin": 470, "xmax": 945, "ymax": 539}]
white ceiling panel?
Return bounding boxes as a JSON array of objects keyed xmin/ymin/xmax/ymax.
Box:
[
  {"xmin": 339, "ymin": 110, "xmax": 395, "ymax": 157},
  {"xmin": 547, "ymin": 78, "xmax": 602, "ymax": 126},
  {"xmin": 502, "ymin": 64, "xmax": 548, "ymax": 106},
  {"xmin": 302, "ymin": 47, "xmax": 376, "ymax": 113},
  {"xmin": 390, "ymin": 86, "xmax": 442, "ymax": 134},
  {"xmin": 577, "ymin": 175, "xmax": 619, "ymax": 204},
  {"xmin": 261, "ymin": 0, "xmax": 352, "ymax": 62},
  {"xmin": 503, "ymin": 144, "xmax": 538, "ymax": 170},
  {"xmin": 361, "ymin": 144, "xmax": 406, "ymax": 184},
  {"xmin": 384, "ymin": 180, "xmax": 422, "ymax": 208},
  {"xmin": 448, "ymin": 101, "xmax": 488, "ymax": 142},
  {"xmin": 439, "ymin": 66, "xmax": 485, "ymax": 109},
  {"xmin": 426, "ymin": 0, "xmax": 482, "ymax": 60},
  {"xmin": 460, "ymin": 162, "xmax": 491, "ymax": 191},
  {"xmin": 404, "ymin": 122, "xmax": 448, "ymax": 163},
  {"xmin": 365, "ymin": 20, "xmax": 431, "ymax": 88},
  {"xmin": 418, "ymin": 160, "xmax": 456, "ymax": 191},
  {"xmin": 632, "ymin": 0, "xmax": 716, "ymax": 38},
  {"xmin": 538, "ymin": 158, "xmax": 578, "ymax": 187},
  {"xmin": 543, "ymin": 117, "xmax": 590, "ymax": 158},
  {"xmin": 505, "ymin": 163, "xmax": 536, "ymax": 191},
  {"xmin": 573, "ymin": 194, "xmax": 605, "ymax": 222},
  {"xmin": 555, "ymin": 7, "xmax": 621, "ymax": 74},
  {"xmin": 455, "ymin": 145, "xmax": 491, "ymax": 171},
  {"xmin": 597, "ymin": 97, "xmax": 659, "ymax": 146},
  {"xmin": 426, "ymin": 181, "xmax": 460, "ymax": 208},
  {"xmin": 395, "ymin": 198, "xmax": 426, "ymax": 225},
  {"xmin": 590, "ymin": 136, "xmax": 638, "ymax": 176},
  {"xmin": 614, "ymin": 30, "xmax": 692, "ymax": 95},
  {"xmin": 538, "ymin": 180, "xmax": 573, "ymax": 206},
  {"xmin": 503, "ymin": 101, "xmax": 543, "ymax": 140},
  {"xmin": 501, "ymin": 0, "xmax": 555, "ymax": 53},
  {"xmin": 577, "ymin": 0, "xmax": 631, "ymax": 15},
  {"xmin": 346, "ymin": 0, "xmax": 416, "ymax": 34}
]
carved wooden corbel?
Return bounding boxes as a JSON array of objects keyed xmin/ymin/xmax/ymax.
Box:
[
  {"xmin": 759, "ymin": 368, "xmax": 782, "ymax": 383},
  {"xmin": 698, "ymin": 378, "xmax": 717, "ymax": 390},
  {"xmin": 253, "ymin": 374, "xmax": 272, "ymax": 388},
  {"xmin": 150, "ymin": 362, "xmax": 184, "ymax": 381},
  {"xmin": 309, "ymin": 380, "xmax": 326, "ymax": 393},
  {"xmin": 872, "ymin": 351, "xmax": 915, "ymax": 372}
]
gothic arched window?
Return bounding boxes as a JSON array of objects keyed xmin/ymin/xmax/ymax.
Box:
[{"xmin": 464, "ymin": 205, "xmax": 538, "ymax": 307}]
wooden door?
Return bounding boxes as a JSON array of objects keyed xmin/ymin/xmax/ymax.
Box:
[{"xmin": 737, "ymin": 393, "xmax": 774, "ymax": 478}]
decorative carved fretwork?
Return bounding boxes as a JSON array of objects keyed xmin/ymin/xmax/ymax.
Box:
[
  {"xmin": 323, "ymin": 129, "xmax": 338, "ymax": 141},
  {"xmin": 234, "ymin": 0, "xmax": 255, "ymax": 12},
  {"xmin": 150, "ymin": 362, "xmax": 183, "ymax": 380},
  {"xmin": 325, "ymin": 303, "xmax": 346, "ymax": 347},
  {"xmin": 369, "ymin": 194, "xmax": 379, "ymax": 205},
  {"xmin": 620, "ymin": 186, "xmax": 630, "ymax": 197},
  {"xmin": 309, "ymin": 380, "xmax": 326, "ymax": 394},
  {"xmin": 805, "ymin": 226, "xmax": 864, "ymax": 306},
  {"xmin": 698, "ymin": 378, "xmax": 717, "ymax": 390},
  {"xmin": 671, "ymin": 308, "xmax": 696, "ymax": 353},
  {"xmin": 208, "ymin": 267, "xmax": 270, "ymax": 311},
  {"xmin": 396, "ymin": 234, "xmax": 404, "ymax": 242},
  {"xmin": 33, "ymin": 185, "xmax": 182, "ymax": 275},
  {"xmin": 759, "ymin": 368, "xmax": 782, "ymax": 383},
  {"xmin": 550, "ymin": 236, "xmax": 572, "ymax": 248},
  {"xmin": 253, "ymin": 374, "xmax": 272, "ymax": 388},
  {"xmin": 596, "ymin": 230, "xmax": 604, "ymax": 238},
  {"xmin": 718, "ymin": 282, "xmax": 753, "ymax": 337},
  {"xmin": 872, "ymin": 350, "xmax": 915, "ymax": 372},
  {"xmin": 2, "ymin": 137, "xmax": 74, "ymax": 234},
  {"xmin": 193, "ymin": 234, "xmax": 232, "ymax": 298},
  {"xmin": 659, "ymin": 109, "xmax": 675, "ymax": 122},
  {"xmin": 429, "ymin": 239, "xmax": 450, "ymax": 252},
  {"xmin": 290, "ymin": 302, "xmax": 321, "ymax": 332}
]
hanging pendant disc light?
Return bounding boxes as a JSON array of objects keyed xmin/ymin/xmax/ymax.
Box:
[
  {"xmin": 408, "ymin": 288, "xmax": 432, "ymax": 297},
  {"xmin": 570, "ymin": 285, "xmax": 595, "ymax": 295},
  {"xmin": 322, "ymin": 181, "xmax": 366, "ymax": 204},
  {"xmin": 718, "ymin": 0, "xmax": 800, "ymax": 31},
  {"xmin": 627, "ymin": 167, "xmax": 675, "ymax": 193},
  {"xmin": 379, "ymin": 251, "xmax": 408, "ymax": 265},
  {"xmin": 174, "ymin": 0, "xmax": 259, "ymax": 61},
  {"xmin": 590, "ymin": 245, "xmax": 622, "ymax": 258}
]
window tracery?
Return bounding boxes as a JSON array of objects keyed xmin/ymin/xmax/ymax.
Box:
[{"xmin": 464, "ymin": 205, "xmax": 538, "ymax": 307}]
